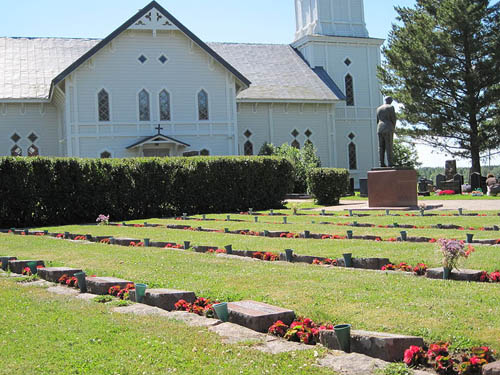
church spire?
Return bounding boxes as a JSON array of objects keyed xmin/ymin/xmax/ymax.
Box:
[{"xmin": 295, "ymin": 0, "xmax": 369, "ymax": 40}]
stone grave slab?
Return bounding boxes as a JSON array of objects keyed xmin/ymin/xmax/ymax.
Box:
[
  {"xmin": 335, "ymin": 258, "xmax": 390, "ymax": 270},
  {"xmin": 114, "ymin": 238, "xmax": 141, "ymax": 246},
  {"xmin": 318, "ymin": 352, "xmax": 388, "ymax": 375},
  {"xmin": 38, "ymin": 267, "xmax": 83, "ymax": 283},
  {"xmin": 85, "ymin": 276, "xmax": 133, "ymax": 295},
  {"xmin": 483, "ymin": 361, "xmax": 500, "ymax": 375},
  {"xmin": 129, "ymin": 288, "xmax": 196, "ymax": 311},
  {"xmin": 0, "ymin": 256, "xmax": 17, "ymax": 271},
  {"xmin": 8, "ymin": 260, "xmax": 45, "ymax": 274},
  {"xmin": 227, "ymin": 300, "xmax": 295, "ymax": 333},
  {"xmin": 426, "ymin": 268, "xmax": 483, "ymax": 282},
  {"xmin": 319, "ymin": 329, "xmax": 424, "ymax": 362},
  {"xmin": 254, "ymin": 336, "xmax": 312, "ymax": 354},
  {"xmin": 46, "ymin": 286, "xmax": 80, "ymax": 296}
]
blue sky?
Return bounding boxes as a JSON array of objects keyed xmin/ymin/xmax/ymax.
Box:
[{"xmin": 2, "ymin": 0, "xmax": 487, "ymax": 167}]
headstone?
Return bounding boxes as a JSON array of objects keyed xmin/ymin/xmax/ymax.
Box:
[
  {"xmin": 227, "ymin": 300, "xmax": 295, "ymax": 333},
  {"xmin": 359, "ymin": 179, "xmax": 368, "ymax": 197},
  {"xmin": 319, "ymin": 330, "xmax": 425, "ymax": 362},
  {"xmin": 8, "ymin": 260, "xmax": 45, "ymax": 274},
  {"xmin": 418, "ymin": 179, "xmax": 428, "ymax": 193},
  {"xmin": 38, "ymin": 267, "xmax": 83, "ymax": 283},
  {"xmin": 129, "ymin": 288, "xmax": 196, "ymax": 311},
  {"xmin": 114, "ymin": 238, "xmax": 141, "ymax": 246},
  {"xmin": 436, "ymin": 174, "xmax": 445, "ymax": 189},
  {"xmin": 453, "ymin": 173, "xmax": 464, "ymax": 186},
  {"xmin": 349, "ymin": 178, "xmax": 355, "ymax": 196},
  {"xmin": 445, "ymin": 160, "xmax": 457, "ymax": 180},
  {"xmin": 470, "ymin": 172, "xmax": 481, "ymax": 191},
  {"xmin": 85, "ymin": 276, "xmax": 133, "ymax": 295},
  {"xmin": 0, "ymin": 256, "xmax": 16, "ymax": 271},
  {"xmin": 426, "ymin": 268, "xmax": 483, "ymax": 282}
]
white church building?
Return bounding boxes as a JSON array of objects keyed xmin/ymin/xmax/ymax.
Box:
[{"xmin": 0, "ymin": 0, "xmax": 383, "ymax": 185}]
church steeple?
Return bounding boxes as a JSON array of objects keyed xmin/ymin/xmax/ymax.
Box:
[{"xmin": 294, "ymin": 0, "xmax": 369, "ymax": 40}]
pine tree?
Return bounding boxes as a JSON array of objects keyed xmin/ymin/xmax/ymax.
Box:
[{"xmin": 379, "ymin": 0, "xmax": 500, "ymax": 173}]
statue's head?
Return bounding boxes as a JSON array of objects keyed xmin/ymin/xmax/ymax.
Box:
[{"xmin": 385, "ymin": 97, "xmax": 393, "ymax": 104}]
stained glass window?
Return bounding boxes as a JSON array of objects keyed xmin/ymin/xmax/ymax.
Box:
[
  {"xmin": 345, "ymin": 74, "xmax": 354, "ymax": 106},
  {"xmin": 139, "ymin": 89, "xmax": 150, "ymax": 121},
  {"xmin": 159, "ymin": 90, "xmax": 171, "ymax": 121},
  {"xmin": 349, "ymin": 142, "xmax": 357, "ymax": 170},
  {"xmin": 98, "ymin": 89, "xmax": 110, "ymax": 122},
  {"xmin": 198, "ymin": 90, "xmax": 209, "ymax": 120},
  {"xmin": 291, "ymin": 140, "xmax": 300, "ymax": 149},
  {"xmin": 11, "ymin": 145, "xmax": 22, "ymax": 156},
  {"xmin": 28, "ymin": 145, "xmax": 39, "ymax": 157},
  {"xmin": 244, "ymin": 141, "xmax": 253, "ymax": 156}
]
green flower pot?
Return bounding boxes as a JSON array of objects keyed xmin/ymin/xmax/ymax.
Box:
[
  {"xmin": 283, "ymin": 217, "xmax": 287, "ymax": 224},
  {"xmin": 135, "ymin": 284, "xmax": 147, "ymax": 303},
  {"xmin": 202, "ymin": 214, "xmax": 206, "ymax": 220},
  {"xmin": 226, "ymin": 215, "xmax": 231, "ymax": 221},
  {"xmin": 346, "ymin": 230, "xmax": 353, "ymax": 240},
  {"xmin": 224, "ymin": 228, "xmax": 229, "ymax": 233},
  {"xmin": 213, "ymin": 302, "xmax": 229, "ymax": 322},
  {"xmin": 321, "ymin": 209, "xmax": 326, "ymax": 216},
  {"xmin": 249, "ymin": 208, "xmax": 253, "ymax": 215},
  {"xmin": 64, "ymin": 232, "xmax": 70, "ymax": 239},
  {"xmin": 225, "ymin": 245, "xmax": 233, "ymax": 255},
  {"xmin": 86, "ymin": 234, "xmax": 92, "ymax": 241},
  {"xmin": 348, "ymin": 210, "xmax": 353, "ymax": 217},
  {"xmin": 400, "ymin": 231, "xmax": 408, "ymax": 241},
  {"xmin": 269, "ymin": 209, "xmax": 274, "ymax": 216},
  {"xmin": 144, "ymin": 238, "xmax": 150, "ymax": 247},
  {"xmin": 385, "ymin": 209, "xmax": 390, "ymax": 216},
  {"xmin": 264, "ymin": 230, "xmax": 269, "ymax": 237},
  {"xmin": 343, "ymin": 253, "xmax": 353, "ymax": 267},
  {"xmin": 304, "ymin": 230, "xmax": 311, "ymax": 239},
  {"xmin": 466, "ymin": 233, "xmax": 474, "ymax": 243},
  {"xmin": 458, "ymin": 208, "xmax": 463, "ymax": 215},
  {"xmin": 75, "ymin": 272, "xmax": 87, "ymax": 293},
  {"xmin": 334, "ymin": 324, "xmax": 352, "ymax": 353},
  {"xmin": 393, "ymin": 223, "xmax": 399, "ymax": 228},
  {"xmin": 443, "ymin": 267, "xmax": 452, "ymax": 280},
  {"xmin": 254, "ymin": 216, "xmax": 259, "ymax": 223},
  {"xmin": 184, "ymin": 241, "xmax": 191, "ymax": 249},
  {"xmin": 27, "ymin": 261, "xmax": 38, "ymax": 275},
  {"xmin": 285, "ymin": 249, "xmax": 294, "ymax": 262}
]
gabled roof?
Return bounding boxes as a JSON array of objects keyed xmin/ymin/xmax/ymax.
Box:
[
  {"xmin": 126, "ymin": 133, "xmax": 190, "ymax": 149},
  {"xmin": 0, "ymin": 37, "xmax": 100, "ymax": 100},
  {"xmin": 208, "ymin": 43, "xmax": 343, "ymax": 102},
  {"xmin": 50, "ymin": 1, "xmax": 250, "ymax": 94}
]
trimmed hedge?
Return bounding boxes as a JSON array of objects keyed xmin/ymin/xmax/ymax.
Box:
[
  {"xmin": 0, "ymin": 156, "xmax": 293, "ymax": 227},
  {"xmin": 307, "ymin": 168, "xmax": 350, "ymax": 205}
]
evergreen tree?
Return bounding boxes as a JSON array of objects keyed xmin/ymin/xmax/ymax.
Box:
[
  {"xmin": 393, "ymin": 138, "xmax": 422, "ymax": 169},
  {"xmin": 379, "ymin": 0, "xmax": 500, "ymax": 173}
]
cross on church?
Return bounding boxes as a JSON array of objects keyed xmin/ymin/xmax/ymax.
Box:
[{"xmin": 155, "ymin": 124, "xmax": 163, "ymax": 134}]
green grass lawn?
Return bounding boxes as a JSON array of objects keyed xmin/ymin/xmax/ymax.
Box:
[
  {"xmin": 1, "ymin": 231, "xmax": 499, "ymax": 353},
  {"xmin": 31, "ymin": 222, "xmax": 500, "ymax": 271},
  {"xmin": 0, "ymin": 277, "xmax": 329, "ymax": 375}
]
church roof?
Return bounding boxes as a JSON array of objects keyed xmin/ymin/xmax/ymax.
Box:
[
  {"xmin": 0, "ymin": 38, "xmax": 343, "ymax": 102},
  {"xmin": 209, "ymin": 43, "xmax": 342, "ymax": 102}
]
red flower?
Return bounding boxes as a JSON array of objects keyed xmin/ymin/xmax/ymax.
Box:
[
  {"xmin": 470, "ymin": 356, "xmax": 481, "ymax": 365},
  {"xmin": 429, "ymin": 238, "xmax": 437, "ymax": 243}
]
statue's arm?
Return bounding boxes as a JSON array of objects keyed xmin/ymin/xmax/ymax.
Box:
[{"xmin": 390, "ymin": 107, "xmax": 397, "ymax": 129}]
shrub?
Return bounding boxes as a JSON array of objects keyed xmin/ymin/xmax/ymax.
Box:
[
  {"xmin": 307, "ymin": 168, "xmax": 349, "ymax": 205},
  {"xmin": 259, "ymin": 142, "xmax": 321, "ymax": 193},
  {"xmin": 0, "ymin": 156, "xmax": 293, "ymax": 227}
]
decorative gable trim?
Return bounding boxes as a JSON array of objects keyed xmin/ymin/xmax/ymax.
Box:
[
  {"xmin": 50, "ymin": 1, "xmax": 250, "ymax": 97},
  {"xmin": 129, "ymin": 7, "xmax": 178, "ymax": 32}
]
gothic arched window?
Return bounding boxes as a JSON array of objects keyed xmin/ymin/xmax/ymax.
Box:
[
  {"xmin": 345, "ymin": 74, "xmax": 354, "ymax": 106},
  {"xmin": 98, "ymin": 89, "xmax": 110, "ymax": 122},
  {"xmin": 159, "ymin": 90, "xmax": 171, "ymax": 121},
  {"xmin": 198, "ymin": 90, "xmax": 209, "ymax": 120},
  {"xmin": 244, "ymin": 141, "xmax": 253, "ymax": 156},
  {"xmin": 139, "ymin": 89, "xmax": 150, "ymax": 121},
  {"xmin": 349, "ymin": 142, "xmax": 357, "ymax": 170}
]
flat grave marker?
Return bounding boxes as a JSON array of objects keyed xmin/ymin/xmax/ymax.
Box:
[
  {"xmin": 129, "ymin": 288, "xmax": 196, "ymax": 311},
  {"xmin": 38, "ymin": 267, "xmax": 83, "ymax": 283},
  {"xmin": 8, "ymin": 260, "xmax": 45, "ymax": 274},
  {"xmin": 227, "ymin": 300, "xmax": 295, "ymax": 333},
  {"xmin": 85, "ymin": 276, "xmax": 133, "ymax": 295}
]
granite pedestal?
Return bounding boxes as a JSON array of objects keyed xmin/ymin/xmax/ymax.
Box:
[
  {"xmin": 8, "ymin": 260, "xmax": 45, "ymax": 274},
  {"xmin": 129, "ymin": 288, "xmax": 196, "ymax": 311},
  {"xmin": 319, "ymin": 329, "xmax": 425, "ymax": 362},
  {"xmin": 38, "ymin": 267, "xmax": 83, "ymax": 283},
  {"xmin": 227, "ymin": 300, "xmax": 295, "ymax": 333},
  {"xmin": 85, "ymin": 276, "xmax": 133, "ymax": 295},
  {"xmin": 368, "ymin": 168, "xmax": 418, "ymax": 208}
]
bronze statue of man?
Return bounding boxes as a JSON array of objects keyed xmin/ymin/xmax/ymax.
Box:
[{"xmin": 376, "ymin": 97, "xmax": 397, "ymax": 167}]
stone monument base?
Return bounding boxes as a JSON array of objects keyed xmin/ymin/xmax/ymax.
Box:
[{"xmin": 368, "ymin": 168, "xmax": 418, "ymax": 208}]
